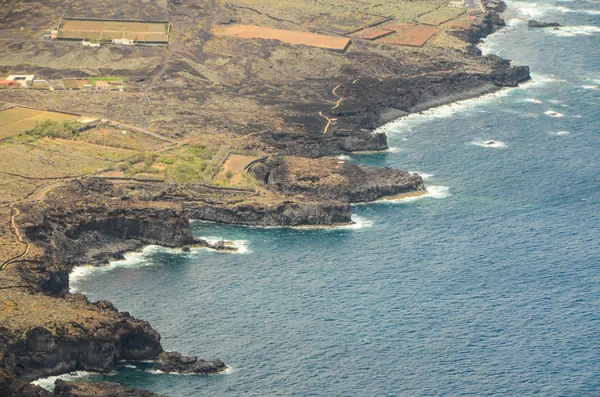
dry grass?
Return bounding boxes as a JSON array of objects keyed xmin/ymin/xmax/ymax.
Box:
[
  {"xmin": 31, "ymin": 138, "xmax": 136, "ymax": 162},
  {"xmin": 0, "ymin": 140, "xmax": 125, "ymax": 178},
  {"xmin": 0, "ymin": 174, "xmax": 55, "ymax": 204},
  {"xmin": 77, "ymin": 127, "xmax": 169, "ymax": 151},
  {"xmin": 0, "ymin": 289, "xmax": 117, "ymax": 338},
  {"xmin": 417, "ymin": 6, "xmax": 467, "ymax": 26}
]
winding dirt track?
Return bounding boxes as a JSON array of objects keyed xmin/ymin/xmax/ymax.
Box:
[
  {"xmin": 1, "ymin": 207, "xmax": 30, "ymax": 270},
  {"xmin": 320, "ymin": 84, "xmax": 343, "ymax": 134}
]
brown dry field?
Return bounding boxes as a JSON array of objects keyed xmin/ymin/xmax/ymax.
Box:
[
  {"xmin": 0, "ymin": 107, "xmax": 78, "ymax": 139},
  {"xmin": 213, "ymin": 25, "xmax": 351, "ymax": 51},
  {"xmin": 350, "ymin": 29, "xmax": 394, "ymax": 40},
  {"xmin": 214, "ymin": 154, "xmax": 258, "ymax": 186},
  {"xmin": 379, "ymin": 21, "xmax": 414, "ymax": 31},
  {"xmin": 377, "ymin": 25, "xmax": 439, "ymax": 47}
]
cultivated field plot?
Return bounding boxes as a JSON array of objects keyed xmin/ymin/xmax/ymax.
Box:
[
  {"xmin": 379, "ymin": 21, "xmax": 415, "ymax": 32},
  {"xmin": 0, "ymin": 107, "xmax": 77, "ymax": 140},
  {"xmin": 57, "ymin": 19, "xmax": 169, "ymax": 43},
  {"xmin": 213, "ymin": 25, "xmax": 351, "ymax": 51},
  {"xmin": 366, "ymin": 1, "xmax": 442, "ymax": 22},
  {"xmin": 378, "ymin": 25, "xmax": 438, "ymax": 47},
  {"xmin": 417, "ymin": 6, "xmax": 467, "ymax": 26},
  {"xmin": 233, "ymin": 0, "xmax": 387, "ymax": 34},
  {"xmin": 349, "ymin": 28, "xmax": 394, "ymax": 40},
  {"xmin": 214, "ymin": 154, "xmax": 259, "ymax": 187}
]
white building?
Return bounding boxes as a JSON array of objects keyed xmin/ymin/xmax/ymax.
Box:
[
  {"xmin": 6, "ymin": 75, "xmax": 35, "ymax": 87},
  {"xmin": 82, "ymin": 40, "xmax": 100, "ymax": 47},
  {"xmin": 112, "ymin": 38, "xmax": 134, "ymax": 46}
]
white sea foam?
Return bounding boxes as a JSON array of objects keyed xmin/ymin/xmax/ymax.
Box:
[
  {"xmin": 146, "ymin": 367, "xmax": 235, "ymax": 376},
  {"xmin": 387, "ymin": 147, "xmax": 402, "ymax": 152},
  {"xmin": 408, "ymin": 171, "xmax": 433, "ymax": 180},
  {"xmin": 541, "ymin": 25, "xmax": 600, "ymax": 37},
  {"xmin": 509, "ymin": 1, "xmax": 558, "ymax": 18},
  {"xmin": 375, "ymin": 88, "xmax": 514, "ymax": 134},
  {"xmin": 377, "ymin": 185, "xmax": 451, "ymax": 204},
  {"xmin": 31, "ymin": 371, "xmax": 94, "ymax": 390},
  {"xmin": 550, "ymin": 131, "xmax": 571, "ymax": 136},
  {"xmin": 557, "ymin": 6, "xmax": 600, "ymax": 15},
  {"xmin": 526, "ymin": 73, "xmax": 568, "ymax": 87},
  {"xmin": 69, "ymin": 242, "xmax": 246, "ymax": 292},
  {"xmin": 544, "ymin": 110, "xmax": 564, "ymax": 117},
  {"xmin": 377, "ymin": 72, "xmax": 570, "ymax": 134},
  {"xmin": 582, "ymin": 85, "xmax": 599, "ymax": 90},
  {"xmin": 69, "ymin": 250, "xmax": 150, "ymax": 292},
  {"xmin": 337, "ymin": 215, "xmax": 374, "ymax": 230},
  {"xmin": 524, "ymin": 98, "xmax": 543, "ymax": 104},
  {"xmin": 337, "ymin": 154, "xmax": 352, "ymax": 161},
  {"xmin": 510, "ymin": 1, "xmax": 600, "ymax": 17},
  {"xmin": 471, "ymin": 140, "xmax": 508, "ymax": 148},
  {"xmin": 427, "ymin": 185, "xmax": 451, "ymax": 199}
]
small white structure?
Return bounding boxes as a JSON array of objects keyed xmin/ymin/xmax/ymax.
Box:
[
  {"xmin": 448, "ymin": 1, "xmax": 465, "ymax": 7},
  {"xmin": 82, "ymin": 40, "xmax": 100, "ymax": 47},
  {"xmin": 6, "ymin": 75, "xmax": 35, "ymax": 87},
  {"xmin": 112, "ymin": 38, "xmax": 134, "ymax": 46}
]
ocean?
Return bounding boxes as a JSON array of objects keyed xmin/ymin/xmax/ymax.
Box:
[{"xmin": 42, "ymin": 1, "xmax": 600, "ymax": 395}]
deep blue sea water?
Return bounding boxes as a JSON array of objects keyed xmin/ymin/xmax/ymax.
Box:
[{"xmin": 44, "ymin": 1, "xmax": 600, "ymax": 395}]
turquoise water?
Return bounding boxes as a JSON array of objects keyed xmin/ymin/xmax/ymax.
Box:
[{"xmin": 63, "ymin": 1, "xmax": 599, "ymax": 395}]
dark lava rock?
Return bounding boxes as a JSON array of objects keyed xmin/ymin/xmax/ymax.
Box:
[
  {"xmin": 53, "ymin": 380, "xmax": 166, "ymax": 397},
  {"xmin": 154, "ymin": 351, "xmax": 227, "ymax": 374},
  {"xmin": 528, "ymin": 20, "xmax": 561, "ymax": 28}
]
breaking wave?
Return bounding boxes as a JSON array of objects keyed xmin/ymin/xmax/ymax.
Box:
[
  {"xmin": 541, "ymin": 25, "xmax": 600, "ymax": 37},
  {"xmin": 510, "ymin": 1, "xmax": 600, "ymax": 17},
  {"xmin": 544, "ymin": 110, "xmax": 565, "ymax": 117},
  {"xmin": 31, "ymin": 371, "xmax": 95, "ymax": 390},
  {"xmin": 471, "ymin": 140, "xmax": 508, "ymax": 148},
  {"xmin": 550, "ymin": 130, "xmax": 571, "ymax": 136},
  {"xmin": 524, "ymin": 98, "xmax": 543, "ymax": 104},
  {"xmin": 376, "ymin": 185, "xmax": 451, "ymax": 204},
  {"xmin": 408, "ymin": 171, "xmax": 434, "ymax": 180}
]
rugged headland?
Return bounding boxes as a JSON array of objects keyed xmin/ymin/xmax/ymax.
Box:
[{"xmin": 0, "ymin": 0, "xmax": 529, "ymax": 394}]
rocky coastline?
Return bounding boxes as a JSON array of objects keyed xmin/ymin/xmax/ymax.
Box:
[{"xmin": 0, "ymin": 1, "xmax": 534, "ymax": 395}]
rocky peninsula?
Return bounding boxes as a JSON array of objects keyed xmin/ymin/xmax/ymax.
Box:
[{"xmin": 0, "ymin": 0, "xmax": 530, "ymax": 394}]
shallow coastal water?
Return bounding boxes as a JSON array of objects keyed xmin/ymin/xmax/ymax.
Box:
[{"xmin": 61, "ymin": 1, "xmax": 600, "ymax": 395}]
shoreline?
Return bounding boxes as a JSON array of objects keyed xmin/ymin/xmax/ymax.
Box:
[{"xmin": 0, "ymin": 1, "xmax": 533, "ymax": 395}]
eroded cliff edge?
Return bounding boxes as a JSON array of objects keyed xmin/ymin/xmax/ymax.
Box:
[{"xmin": 0, "ymin": 157, "xmax": 426, "ymax": 395}]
